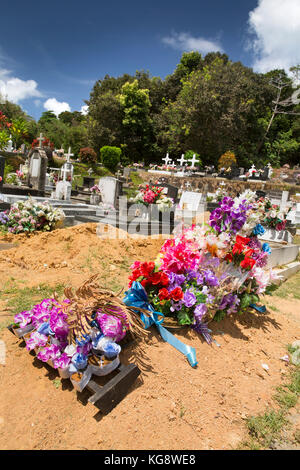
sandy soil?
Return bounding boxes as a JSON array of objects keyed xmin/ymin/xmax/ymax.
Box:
[{"xmin": 0, "ymin": 223, "xmax": 299, "ymax": 450}]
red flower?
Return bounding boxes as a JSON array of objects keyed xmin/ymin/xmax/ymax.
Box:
[
  {"xmin": 225, "ymin": 253, "xmax": 233, "ymax": 263},
  {"xmin": 149, "ymin": 272, "xmax": 163, "ymax": 285},
  {"xmin": 140, "ymin": 262, "xmax": 154, "ymax": 277},
  {"xmin": 158, "ymin": 288, "xmax": 170, "ymax": 301},
  {"xmin": 240, "ymin": 257, "xmax": 256, "ymax": 270},
  {"xmin": 236, "ymin": 235, "xmax": 250, "ymax": 246},
  {"xmin": 141, "ymin": 279, "xmax": 150, "ymax": 288},
  {"xmin": 160, "ymin": 272, "xmax": 169, "ymax": 287},
  {"xmin": 170, "ymin": 287, "xmax": 184, "ymax": 302}
]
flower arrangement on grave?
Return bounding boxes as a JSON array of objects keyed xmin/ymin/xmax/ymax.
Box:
[
  {"xmin": 133, "ymin": 184, "xmax": 174, "ymax": 211},
  {"xmin": 250, "ymin": 196, "xmax": 293, "ymax": 231},
  {"xmin": 90, "ymin": 185, "xmax": 101, "ymax": 194},
  {"xmin": 0, "ymin": 197, "xmax": 65, "ymax": 234},
  {"xmin": 263, "ymin": 203, "xmax": 292, "ymax": 231},
  {"xmin": 127, "ymin": 192, "xmax": 280, "ymax": 343},
  {"xmin": 13, "ymin": 276, "xmax": 145, "ymax": 389},
  {"xmin": 49, "ymin": 172, "xmax": 59, "ymax": 185}
]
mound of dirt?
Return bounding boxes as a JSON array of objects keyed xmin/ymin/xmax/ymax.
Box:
[
  {"xmin": 0, "ymin": 223, "xmax": 164, "ymax": 289},
  {"xmin": 0, "ymin": 223, "xmax": 299, "ymax": 450}
]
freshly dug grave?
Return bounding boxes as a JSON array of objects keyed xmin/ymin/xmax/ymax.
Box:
[{"xmin": 0, "ymin": 223, "xmax": 299, "ymax": 450}]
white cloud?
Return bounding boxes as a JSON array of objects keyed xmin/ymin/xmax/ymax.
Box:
[
  {"xmin": 80, "ymin": 105, "xmax": 88, "ymax": 115},
  {"xmin": 0, "ymin": 73, "xmax": 42, "ymax": 103},
  {"xmin": 248, "ymin": 0, "xmax": 300, "ymax": 73},
  {"xmin": 161, "ymin": 32, "xmax": 223, "ymax": 54},
  {"xmin": 43, "ymin": 98, "xmax": 71, "ymax": 116}
]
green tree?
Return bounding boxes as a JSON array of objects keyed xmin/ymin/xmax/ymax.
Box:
[
  {"xmin": 118, "ymin": 79, "xmax": 154, "ymax": 162},
  {"xmin": 100, "ymin": 146, "xmax": 121, "ymax": 172}
]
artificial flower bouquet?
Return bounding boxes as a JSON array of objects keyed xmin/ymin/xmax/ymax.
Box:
[
  {"xmin": 128, "ymin": 192, "xmax": 280, "ymax": 343},
  {"xmin": 90, "ymin": 185, "xmax": 101, "ymax": 194},
  {"xmin": 262, "ymin": 199, "xmax": 293, "ymax": 231},
  {"xmin": 0, "ymin": 197, "xmax": 65, "ymax": 234},
  {"xmin": 12, "ymin": 277, "xmax": 143, "ymax": 391},
  {"xmin": 133, "ymin": 184, "xmax": 174, "ymax": 212}
]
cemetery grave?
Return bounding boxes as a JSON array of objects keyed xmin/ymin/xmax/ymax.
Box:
[{"xmin": 0, "ymin": 220, "xmax": 300, "ymax": 450}]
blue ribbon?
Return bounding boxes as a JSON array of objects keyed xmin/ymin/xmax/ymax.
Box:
[
  {"xmin": 250, "ymin": 303, "xmax": 267, "ymax": 313},
  {"xmin": 123, "ymin": 281, "xmax": 198, "ymax": 368}
]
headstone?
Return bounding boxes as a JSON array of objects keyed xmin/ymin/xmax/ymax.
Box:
[
  {"xmin": 55, "ymin": 180, "xmax": 72, "ymax": 201},
  {"xmin": 179, "ymin": 191, "xmax": 202, "ymax": 211},
  {"xmin": 280, "ymin": 191, "xmax": 289, "ymax": 211},
  {"xmin": 98, "ymin": 177, "xmax": 121, "ymax": 209},
  {"xmin": 27, "ymin": 148, "xmax": 48, "ymax": 192},
  {"xmin": 83, "ymin": 176, "xmax": 95, "ymax": 189},
  {"xmin": 153, "ymin": 183, "xmax": 179, "ymax": 202}
]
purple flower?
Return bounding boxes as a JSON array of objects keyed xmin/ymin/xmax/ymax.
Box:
[
  {"xmin": 219, "ymin": 294, "xmax": 240, "ymax": 314},
  {"xmin": 25, "ymin": 332, "xmax": 48, "ymax": 351},
  {"xmin": 14, "ymin": 310, "xmax": 32, "ymax": 328},
  {"xmin": 183, "ymin": 290, "xmax": 197, "ymax": 308},
  {"xmin": 77, "ymin": 342, "xmax": 92, "ymax": 355},
  {"xmin": 49, "ymin": 311, "xmax": 69, "ymax": 338},
  {"xmin": 53, "ymin": 353, "xmax": 71, "ymax": 370},
  {"xmin": 170, "ymin": 300, "xmax": 183, "ymax": 312},
  {"xmin": 248, "ymin": 237, "xmax": 262, "ymax": 250},
  {"xmin": 186, "ymin": 270, "xmax": 204, "ymax": 285},
  {"xmin": 203, "ymin": 269, "xmax": 219, "ymax": 287},
  {"xmin": 37, "ymin": 344, "xmax": 61, "ymax": 362},
  {"xmin": 194, "ymin": 303, "xmax": 207, "ymax": 321},
  {"xmin": 96, "ymin": 312, "xmax": 126, "ymax": 342},
  {"xmin": 168, "ymin": 273, "xmax": 186, "ymax": 290}
]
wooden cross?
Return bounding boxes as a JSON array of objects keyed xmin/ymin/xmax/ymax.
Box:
[
  {"xmin": 177, "ymin": 154, "xmax": 188, "ymax": 166},
  {"xmin": 188, "ymin": 154, "xmax": 199, "ymax": 168}
]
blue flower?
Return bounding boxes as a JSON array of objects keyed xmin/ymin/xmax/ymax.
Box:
[
  {"xmin": 102, "ymin": 342, "xmax": 121, "ymax": 359},
  {"xmin": 71, "ymin": 353, "xmax": 88, "ymax": 370},
  {"xmin": 252, "ymin": 224, "xmax": 265, "ymax": 236},
  {"xmin": 37, "ymin": 322, "xmax": 51, "ymax": 336},
  {"xmin": 262, "ymin": 243, "xmax": 271, "ymax": 254}
]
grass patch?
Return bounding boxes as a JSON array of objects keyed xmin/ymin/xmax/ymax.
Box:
[
  {"xmin": 268, "ymin": 270, "xmax": 300, "ymax": 300},
  {"xmin": 52, "ymin": 378, "xmax": 61, "ymax": 389},
  {"xmin": 241, "ymin": 348, "xmax": 300, "ymax": 450},
  {"xmin": 0, "ymin": 281, "xmax": 65, "ymax": 314},
  {"xmin": 246, "ymin": 410, "xmax": 287, "ymax": 448}
]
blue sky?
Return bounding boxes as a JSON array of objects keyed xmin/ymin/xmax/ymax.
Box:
[{"xmin": 0, "ymin": 0, "xmax": 299, "ymax": 120}]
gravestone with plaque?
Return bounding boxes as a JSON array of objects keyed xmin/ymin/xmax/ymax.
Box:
[{"xmin": 26, "ymin": 148, "xmax": 48, "ymax": 193}]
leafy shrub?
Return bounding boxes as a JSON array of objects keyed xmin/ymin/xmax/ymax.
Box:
[
  {"xmin": 79, "ymin": 147, "xmax": 97, "ymax": 163},
  {"xmin": 100, "ymin": 146, "xmax": 121, "ymax": 172},
  {"xmin": 218, "ymin": 151, "xmax": 237, "ymax": 170}
]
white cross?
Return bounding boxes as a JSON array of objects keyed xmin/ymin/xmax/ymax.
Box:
[
  {"xmin": 177, "ymin": 154, "xmax": 188, "ymax": 166},
  {"xmin": 37, "ymin": 133, "xmax": 44, "ymax": 147},
  {"xmin": 169, "ymin": 161, "xmax": 176, "ymax": 168},
  {"xmin": 64, "ymin": 146, "xmax": 74, "ymax": 163},
  {"xmin": 188, "ymin": 154, "xmax": 200, "ymax": 168},
  {"xmin": 162, "ymin": 153, "xmax": 172, "ymax": 166}
]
